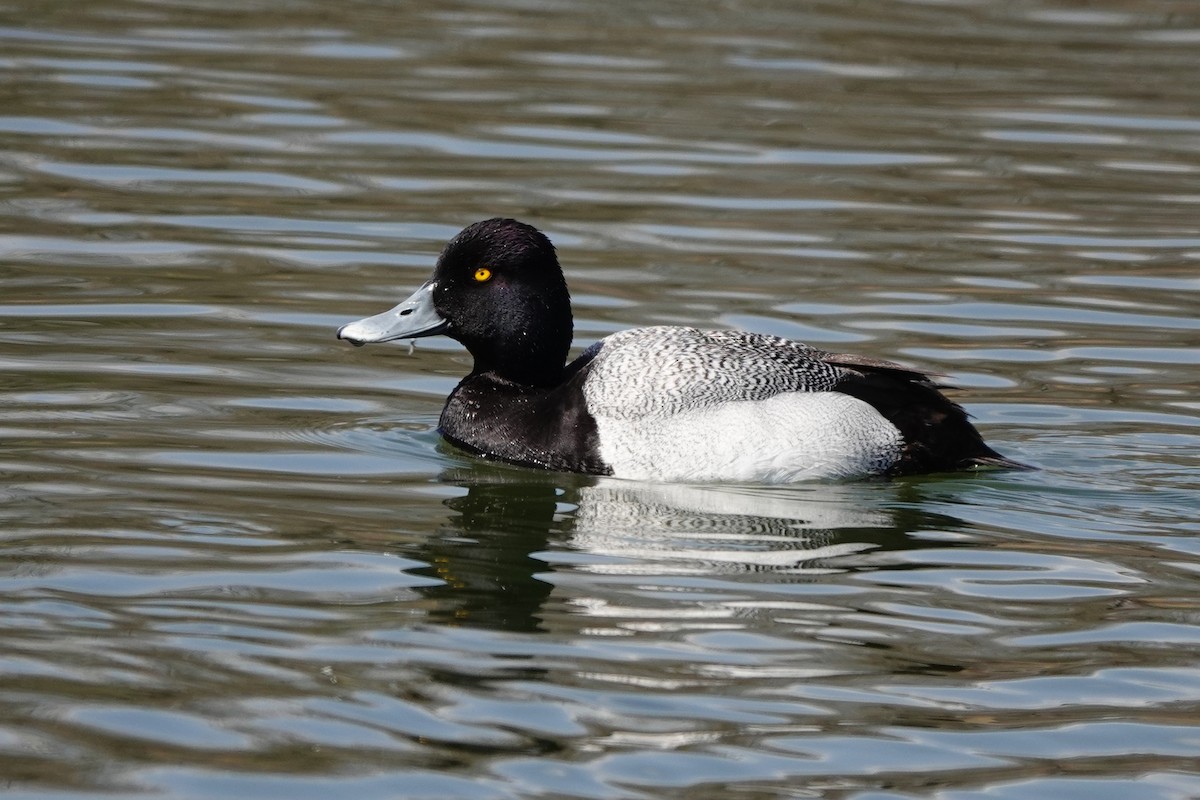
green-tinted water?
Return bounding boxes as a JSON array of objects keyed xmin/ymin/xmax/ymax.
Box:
[{"xmin": 2, "ymin": 1, "xmax": 1198, "ymax": 797}]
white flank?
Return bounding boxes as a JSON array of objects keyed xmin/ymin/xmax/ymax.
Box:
[{"xmin": 592, "ymin": 392, "xmax": 903, "ymax": 483}]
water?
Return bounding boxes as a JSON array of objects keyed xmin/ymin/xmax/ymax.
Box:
[{"xmin": 2, "ymin": 1, "xmax": 1199, "ymax": 797}]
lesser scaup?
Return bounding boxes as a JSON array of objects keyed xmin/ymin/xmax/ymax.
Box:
[{"xmin": 338, "ymin": 218, "xmax": 1022, "ymax": 482}]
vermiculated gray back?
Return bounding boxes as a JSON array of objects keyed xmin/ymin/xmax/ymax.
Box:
[{"xmin": 583, "ymin": 327, "xmax": 846, "ymax": 420}]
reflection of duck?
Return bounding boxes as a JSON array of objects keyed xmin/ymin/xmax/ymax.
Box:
[
  {"xmin": 565, "ymin": 481, "xmax": 897, "ymax": 575},
  {"xmin": 416, "ymin": 469, "xmax": 564, "ymax": 634},
  {"xmin": 338, "ymin": 219, "xmax": 1024, "ymax": 482},
  {"xmin": 413, "ymin": 470, "xmax": 959, "ymax": 631}
]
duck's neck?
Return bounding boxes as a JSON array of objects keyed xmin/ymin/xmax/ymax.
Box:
[
  {"xmin": 473, "ymin": 353, "xmax": 566, "ymax": 389},
  {"xmin": 461, "ymin": 313, "xmax": 573, "ymax": 388}
]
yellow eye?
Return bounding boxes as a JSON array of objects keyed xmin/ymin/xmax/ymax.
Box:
[{"xmin": 473, "ymin": 267, "xmax": 492, "ymax": 283}]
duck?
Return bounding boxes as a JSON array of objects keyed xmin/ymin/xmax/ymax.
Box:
[{"xmin": 337, "ymin": 218, "xmax": 1023, "ymax": 482}]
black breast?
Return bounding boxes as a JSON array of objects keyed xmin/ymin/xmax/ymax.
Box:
[{"xmin": 438, "ymin": 356, "xmax": 612, "ymax": 475}]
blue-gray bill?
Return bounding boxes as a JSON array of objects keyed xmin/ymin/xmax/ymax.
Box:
[{"xmin": 336, "ymin": 281, "xmax": 448, "ymax": 346}]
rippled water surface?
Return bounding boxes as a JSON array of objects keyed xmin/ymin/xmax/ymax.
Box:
[{"xmin": 3, "ymin": 1, "xmax": 1200, "ymax": 797}]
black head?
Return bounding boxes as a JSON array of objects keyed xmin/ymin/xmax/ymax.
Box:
[{"xmin": 431, "ymin": 218, "xmax": 574, "ymax": 386}]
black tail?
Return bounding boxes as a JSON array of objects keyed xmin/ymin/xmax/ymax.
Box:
[{"xmin": 825, "ymin": 355, "xmax": 1031, "ymax": 476}]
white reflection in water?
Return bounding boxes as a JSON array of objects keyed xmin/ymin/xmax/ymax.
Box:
[{"xmin": 567, "ymin": 480, "xmax": 892, "ymax": 573}]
